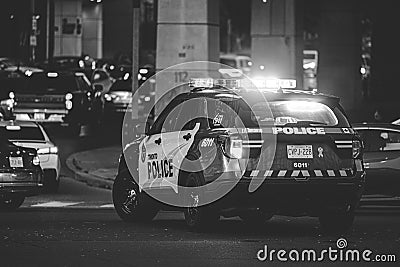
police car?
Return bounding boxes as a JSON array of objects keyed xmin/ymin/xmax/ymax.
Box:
[{"xmin": 113, "ymin": 78, "xmax": 365, "ymax": 233}]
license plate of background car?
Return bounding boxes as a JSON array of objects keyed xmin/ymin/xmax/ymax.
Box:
[
  {"xmin": 9, "ymin": 157, "xmax": 23, "ymax": 168},
  {"xmin": 34, "ymin": 113, "xmax": 45, "ymax": 120},
  {"xmin": 287, "ymin": 145, "xmax": 313, "ymax": 159}
]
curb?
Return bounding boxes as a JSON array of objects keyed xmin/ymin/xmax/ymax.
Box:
[{"xmin": 66, "ymin": 152, "xmax": 114, "ymax": 190}]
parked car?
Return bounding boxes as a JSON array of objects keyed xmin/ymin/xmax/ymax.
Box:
[
  {"xmin": 353, "ymin": 122, "xmax": 400, "ymax": 196},
  {"xmin": 0, "ymin": 135, "xmax": 43, "ymax": 210},
  {"xmin": 0, "ymin": 120, "xmax": 60, "ymax": 192},
  {"xmin": 0, "ymin": 57, "xmax": 43, "ymax": 76},
  {"xmin": 11, "ymin": 71, "xmax": 103, "ymax": 135},
  {"xmin": 219, "ymin": 54, "xmax": 252, "ymax": 75}
]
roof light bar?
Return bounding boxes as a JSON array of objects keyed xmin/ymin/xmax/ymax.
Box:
[{"xmin": 189, "ymin": 78, "xmax": 296, "ymax": 89}]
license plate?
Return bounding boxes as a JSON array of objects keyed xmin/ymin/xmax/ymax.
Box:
[
  {"xmin": 9, "ymin": 157, "xmax": 23, "ymax": 168},
  {"xmin": 34, "ymin": 113, "xmax": 45, "ymax": 120},
  {"xmin": 287, "ymin": 145, "xmax": 313, "ymax": 159}
]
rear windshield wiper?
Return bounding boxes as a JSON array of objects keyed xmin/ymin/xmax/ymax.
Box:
[{"xmin": 284, "ymin": 120, "xmax": 328, "ymax": 126}]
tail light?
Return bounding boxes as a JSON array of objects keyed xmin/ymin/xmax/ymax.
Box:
[
  {"xmin": 352, "ymin": 139, "xmax": 362, "ymax": 158},
  {"xmin": 225, "ymin": 136, "xmax": 243, "ymax": 158},
  {"xmin": 37, "ymin": 147, "xmax": 58, "ymax": 155}
]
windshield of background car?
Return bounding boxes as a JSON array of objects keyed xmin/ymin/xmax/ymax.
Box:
[
  {"xmin": 109, "ymin": 80, "xmax": 131, "ymax": 92},
  {"xmin": 23, "ymin": 74, "xmax": 78, "ymax": 93},
  {"xmin": 0, "ymin": 126, "xmax": 45, "ymax": 141}
]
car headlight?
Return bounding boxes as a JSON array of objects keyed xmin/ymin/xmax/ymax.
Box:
[{"xmin": 33, "ymin": 156, "xmax": 40, "ymax": 166}]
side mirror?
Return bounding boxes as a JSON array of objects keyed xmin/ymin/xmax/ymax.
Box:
[{"xmin": 94, "ymin": 84, "xmax": 103, "ymax": 92}]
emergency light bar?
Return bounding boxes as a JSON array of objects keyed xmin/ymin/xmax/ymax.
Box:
[{"xmin": 189, "ymin": 78, "xmax": 296, "ymax": 89}]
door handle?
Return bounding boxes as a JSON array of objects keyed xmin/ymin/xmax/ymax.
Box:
[
  {"xmin": 183, "ymin": 133, "xmax": 192, "ymax": 141},
  {"xmin": 155, "ymin": 137, "xmax": 161, "ymax": 145}
]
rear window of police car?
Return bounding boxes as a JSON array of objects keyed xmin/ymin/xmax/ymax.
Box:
[{"xmin": 207, "ymin": 98, "xmax": 350, "ymax": 128}]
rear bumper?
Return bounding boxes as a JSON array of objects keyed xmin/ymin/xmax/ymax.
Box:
[
  {"xmin": 0, "ymin": 170, "xmax": 43, "ymax": 196},
  {"xmin": 206, "ymin": 172, "xmax": 366, "ymax": 215},
  {"xmin": 144, "ymin": 171, "xmax": 366, "ymax": 216}
]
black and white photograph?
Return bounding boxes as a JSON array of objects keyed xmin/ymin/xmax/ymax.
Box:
[{"xmin": 0, "ymin": 0, "xmax": 399, "ymax": 266}]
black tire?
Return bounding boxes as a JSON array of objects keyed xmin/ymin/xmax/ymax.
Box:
[
  {"xmin": 112, "ymin": 173, "xmax": 158, "ymax": 222},
  {"xmin": 239, "ymin": 209, "xmax": 273, "ymax": 226},
  {"xmin": 183, "ymin": 172, "xmax": 220, "ymax": 231},
  {"xmin": 0, "ymin": 195, "xmax": 25, "ymax": 211},
  {"xmin": 319, "ymin": 208, "xmax": 355, "ymax": 234}
]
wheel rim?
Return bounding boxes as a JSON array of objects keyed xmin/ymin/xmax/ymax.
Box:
[
  {"xmin": 119, "ymin": 180, "xmax": 138, "ymax": 214},
  {"xmin": 186, "ymin": 191, "xmax": 200, "ymax": 226}
]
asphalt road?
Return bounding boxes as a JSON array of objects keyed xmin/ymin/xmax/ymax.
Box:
[
  {"xmin": 0, "ymin": 210, "xmax": 399, "ymax": 266},
  {"xmin": 1, "ymin": 124, "xmax": 399, "ymax": 266}
]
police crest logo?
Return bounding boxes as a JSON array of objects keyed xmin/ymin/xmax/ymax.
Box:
[
  {"xmin": 141, "ymin": 144, "xmax": 146, "ymax": 163},
  {"xmin": 318, "ymin": 147, "xmax": 324, "ymax": 158}
]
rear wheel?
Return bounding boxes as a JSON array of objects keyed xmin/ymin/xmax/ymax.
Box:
[
  {"xmin": 112, "ymin": 174, "xmax": 158, "ymax": 222},
  {"xmin": 319, "ymin": 207, "xmax": 355, "ymax": 234},
  {"xmin": 0, "ymin": 195, "xmax": 25, "ymax": 211},
  {"xmin": 183, "ymin": 173, "xmax": 220, "ymax": 231}
]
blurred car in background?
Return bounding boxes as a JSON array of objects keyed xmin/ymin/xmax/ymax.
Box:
[
  {"xmin": 0, "ymin": 57, "xmax": 43, "ymax": 77},
  {"xmin": 219, "ymin": 53, "xmax": 252, "ymax": 75},
  {"xmin": 0, "ymin": 135, "xmax": 43, "ymax": 211},
  {"xmin": 353, "ymin": 123, "xmax": 400, "ymax": 196},
  {"xmin": 0, "ymin": 120, "xmax": 60, "ymax": 193},
  {"xmin": 36, "ymin": 55, "xmax": 96, "ymax": 79},
  {"xmin": 90, "ymin": 68, "xmax": 115, "ymax": 95},
  {"xmin": 103, "ymin": 78, "xmax": 133, "ymax": 121},
  {"xmin": 10, "ymin": 71, "xmax": 103, "ymax": 135},
  {"xmin": 102, "ymin": 77, "xmax": 154, "ymax": 122}
]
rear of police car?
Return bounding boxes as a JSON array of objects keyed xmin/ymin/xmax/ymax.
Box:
[{"xmin": 193, "ymin": 78, "xmax": 366, "ymax": 232}]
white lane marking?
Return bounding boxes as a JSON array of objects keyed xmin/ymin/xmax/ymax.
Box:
[
  {"xmin": 339, "ymin": 170, "xmax": 347, "ymax": 176},
  {"xmin": 327, "ymin": 170, "xmax": 335, "ymax": 176},
  {"xmin": 99, "ymin": 204, "xmax": 114, "ymax": 208},
  {"xmin": 31, "ymin": 201, "xmax": 83, "ymax": 208}
]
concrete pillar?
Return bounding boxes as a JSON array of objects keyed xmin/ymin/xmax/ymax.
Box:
[
  {"xmin": 82, "ymin": 1, "xmax": 102, "ymax": 59},
  {"xmin": 251, "ymin": 0, "xmax": 303, "ymax": 86},
  {"xmin": 103, "ymin": 0, "xmax": 133, "ymax": 60},
  {"xmin": 317, "ymin": 0, "xmax": 361, "ymax": 111},
  {"xmin": 54, "ymin": 0, "xmax": 82, "ymax": 56},
  {"xmin": 155, "ymin": 0, "xmax": 220, "ymax": 114}
]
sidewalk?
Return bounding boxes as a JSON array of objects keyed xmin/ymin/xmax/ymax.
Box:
[{"xmin": 66, "ymin": 146, "xmax": 121, "ymax": 190}]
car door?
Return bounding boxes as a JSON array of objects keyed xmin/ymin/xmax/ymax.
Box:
[{"xmin": 358, "ymin": 128, "xmax": 400, "ymax": 196}]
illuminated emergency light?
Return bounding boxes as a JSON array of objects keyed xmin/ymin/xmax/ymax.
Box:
[
  {"xmin": 47, "ymin": 72, "xmax": 58, "ymax": 78},
  {"xmin": 250, "ymin": 78, "xmax": 296, "ymax": 89},
  {"xmin": 189, "ymin": 78, "xmax": 296, "ymax": 89},
  {"xmin": 189, "ymin": 78, "xmax": 242, "ymax": 88}
]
